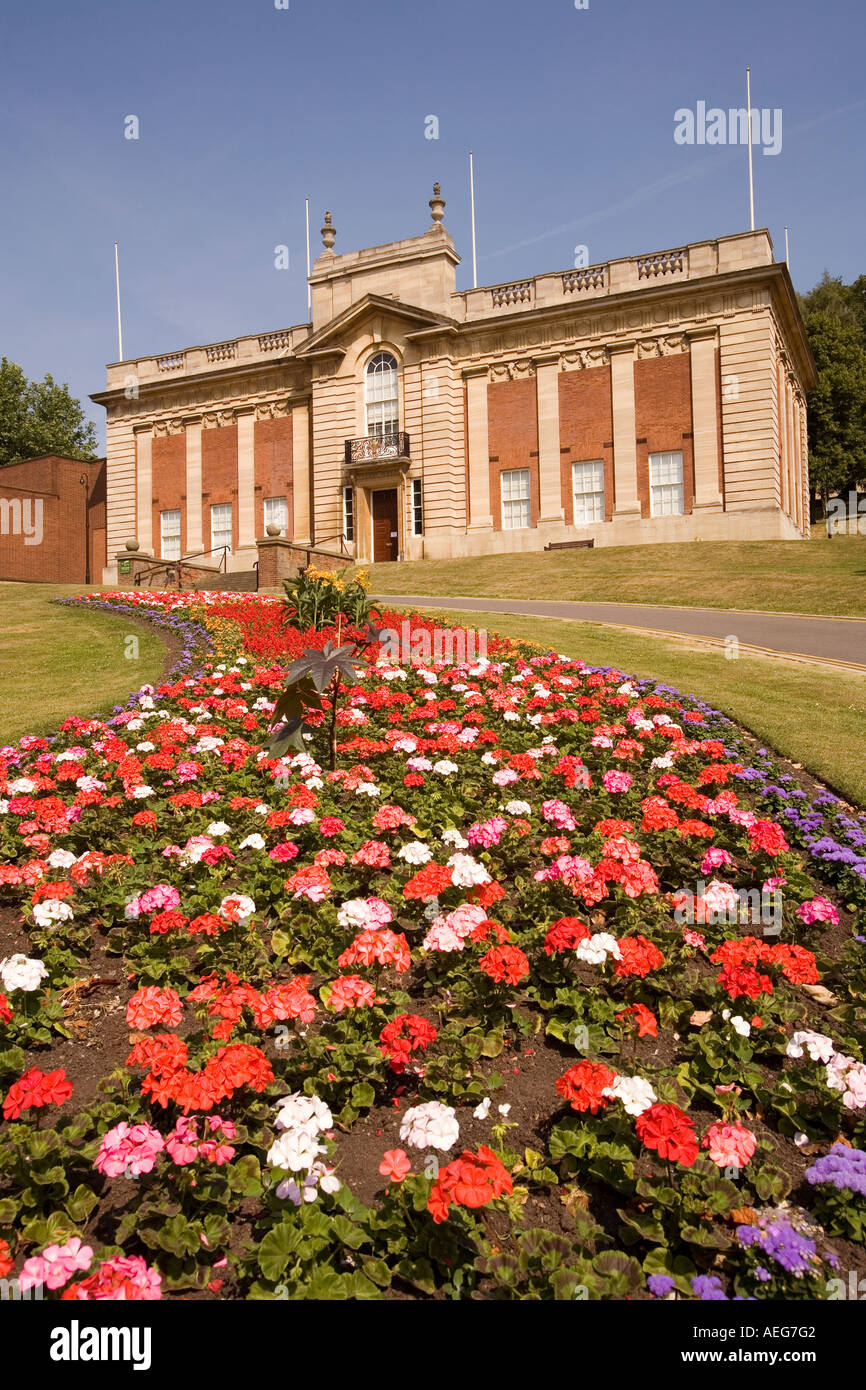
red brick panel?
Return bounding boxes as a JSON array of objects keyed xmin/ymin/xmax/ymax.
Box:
[
  {"xmin": 254, "ymin": 416, "xmax": 293, "ymax": 538},
  {"xmin": 201, "ymin": 423, "xmax": 239, "ymax": 553},
  {"xmin": 487, "ymin": 378, "xmax": 539, "ymax": 532},
  {"xmin": 151, "ymin": 434, "xmax": 187, "ymax": 558},
  {"xmin": 557, "ymin": 366, "xmax": 614, "ymax": 522},
  {"xmin": 633, "ymin": 355, "xmax": 695, "ymax": 518},
  {"xmin": 0, "ymin": 456, "xmax": 105, "ymax": 582}
]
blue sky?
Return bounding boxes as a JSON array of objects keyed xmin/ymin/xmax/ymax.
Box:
[{"xmin": 1, "ymin": 0, "xmax": 863, "ymax": 451}]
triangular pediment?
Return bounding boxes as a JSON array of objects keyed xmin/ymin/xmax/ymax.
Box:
[{"xmin": 294, "ymin": 293, "xmax": 458, "ymax": 359}]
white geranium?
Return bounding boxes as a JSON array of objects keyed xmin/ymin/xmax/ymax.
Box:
[
  {"xmin": 267, "ymin": 1129, "xmax": 324, "ymax": 1172},
  {"xmin": 786, "ymin": 1030, "xmax": 836, "ymax": 1063},
  {"xmin": 47, "ymin": 849, "xmax": 77, "ymax": 869},
  {"xmin": 433, "ymin": 760, "xmax": 459, "ymax": 776},
  {"xmin": 440, "ymin": 828, "xmax": 469, "ymax": 849},
  {"xmin": 32, "ymin": 899, "xmax": 74, "ymax": 929},
  {"xmin": 575, "ymin": 933, "xmax": 622, "ymax": 966},
  {"xmin": 0, "ymin": 954, "xmax": 48, "ymax": 993},
  {"xmin": 503, "ymin": 800, "xmax": 532, "ymax": 816},
  {"xmin": 604, "ymin": 1075, "xmax": 657, "ymax": 1116},
  {"xmin": 273, "ymin": 1093, "xmax": 333, "ymax": 1136},
  {"xmin": 447, "ymin": 853, "xmax": 490, "ymax": 888},
  {"xmin": 400, "ymin": 1101, "xmax": 459, "ymax": 1152},
  {"xmin": 239, "ymin": 834, "xmax": 266, "ymax": 850},
  {"xmin": 397, "ymin": 841, "xmax": 433, "ymax": 865}
]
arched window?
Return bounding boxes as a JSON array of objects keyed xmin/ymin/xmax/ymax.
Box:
[{"xmin": 365, "ymin": 352, "xmax": 399, "ymax": 438}]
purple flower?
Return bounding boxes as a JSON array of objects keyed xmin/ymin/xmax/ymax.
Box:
[
  {"xmin": 691, "ymin": 1274, "xmax": 727, "ymax": 1301},
  {"xmin": 647, "ymin": 1274, "xmax": 675, "ymax": 1297}
]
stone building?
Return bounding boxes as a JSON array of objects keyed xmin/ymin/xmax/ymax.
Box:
[{"xmin": 92, "ymin": 186, "xmax": 815, "ymax": 583}]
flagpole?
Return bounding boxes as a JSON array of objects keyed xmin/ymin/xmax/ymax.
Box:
[
  {"xmin": 113, "ymin": 242, "xmax": 123, "ymax": 361},
  {"xmin": 305, "ymin": 198, "xmax": 312, "ymax": 319},
  {"xmin": 469, "ymin": 150, "xmax": 478, "ymax": 288},
  {"xmin": 785, "ymin": 225, "xmax": 790, "ymax": 268},
  {"xmin": 746, "ymin": 67, "xmax": 755, "ymax": 231}
]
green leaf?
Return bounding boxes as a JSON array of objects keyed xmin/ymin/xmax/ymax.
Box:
[{"xmin": 258, "ymin": 1222, "xmax": 301, "ymax": 1283}]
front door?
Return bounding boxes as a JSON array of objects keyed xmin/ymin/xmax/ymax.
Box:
[{"xmin": 372, "ymin": 488, "xmax": 399, "ymax": 562}]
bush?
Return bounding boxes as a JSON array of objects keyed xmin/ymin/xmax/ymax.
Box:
[{"xmin": 282, "ymin": 565, "xmax": 373, "ymax": 631}]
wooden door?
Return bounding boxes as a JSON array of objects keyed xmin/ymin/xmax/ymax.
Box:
[{"xmin": 372, "ymin": 489, "xmax": 399, "ymax": 562}]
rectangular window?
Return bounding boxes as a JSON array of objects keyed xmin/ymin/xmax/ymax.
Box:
[
  {"xmin": 648, "ymin": 451, "xmax": 685, "ymax": 516},
  {"xmin": 501, "ymin": 468, "xmax": 531, "ymax": 530},
  {"xmin": 572, "ymin": 459, "xmax": 605, "ymax": 524},
  {"xmin": 160, "ymin": 509, "xmax": 181, "ymax": 561},
  {"xmin": 342, "ymin": 486, "xmax": 354, "ymax": 543},
  {"xmin": 210, "ymin": 502, "xmax": 233, "ymax": 555},
  {"xmin": 412, "ymin": 478, "xmax": 423, "ymax": 535},
  {"xmin": 263, "ymin": 496, "xmax": 288, "ymax": 535}
]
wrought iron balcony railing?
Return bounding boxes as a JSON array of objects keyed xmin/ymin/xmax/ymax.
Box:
[{"xmin": 345, "ymin": 432, "xmax": 410, "ymax": 466}]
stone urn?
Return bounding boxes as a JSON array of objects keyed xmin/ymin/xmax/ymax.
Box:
[
  {"xmin": 266, "ymin": 523, "xmax": 282, "ymax": 537},
  {"xmin": 125, "ymin": 538, "xmax": 140, "ymax": 552}
]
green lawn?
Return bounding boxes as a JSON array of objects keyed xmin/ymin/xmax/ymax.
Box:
[
  {"xmin": 364, "ymin": 535, "xmax": 866, "ymax": 617},
  {"xmin": 407, "ymin": 605, "xmax": 866, "ymax": 808},
  {"xmin": 0, "ymin": 584, "xmax": 167, "ymax": 745}
]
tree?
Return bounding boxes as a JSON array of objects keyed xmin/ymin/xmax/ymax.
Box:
[
  {"xmin": 0, "ymin": 358, "xmax": 98, "ymax": 467},
  {"xmin": 799, "ymin": 274, "xmax": 866, "ymax": 512}
]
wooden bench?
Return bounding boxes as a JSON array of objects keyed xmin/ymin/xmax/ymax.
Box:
[{"xmin": 543, "ymin": 538, "xmax": 595, "ymax": 552}]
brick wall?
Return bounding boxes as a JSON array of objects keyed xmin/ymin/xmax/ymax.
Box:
[
  {"xmin": 487, "ymin": 378, "xmax": 539, "ymax": 531},
  {"xmin": 558, "ymin": 366, "xmax": 614, "ymax": 521},
  {"xmin": 151, "ymin": 434, "xmax": 186, "ymax": 559},
  {"xmin": 254, "ymin": 416, "xmax": 293, "ymax": 537},
  {"xmin": 0, "ymin": 456, "xmax": 105, "ymax": 582},
  {"xmin": 633, "ymin": 355, "xmax": 695, "ymax": 518},
  {"xmin": 201, "ymin": 423, "xmax": 239, "ymax": 552}
]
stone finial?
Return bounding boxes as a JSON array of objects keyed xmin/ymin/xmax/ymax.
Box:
[
  {"xmin": 321, "ymin": 211, "xmax": 336, "ymax": 251},
  {"xmin": 429, "ymin": 183, "xmax": 445, "ymax": 224}
]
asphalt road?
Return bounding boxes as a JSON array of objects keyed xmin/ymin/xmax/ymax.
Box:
[{"xmin": 373, "ymin": 594, "xmax": 866, "ymax": 669}]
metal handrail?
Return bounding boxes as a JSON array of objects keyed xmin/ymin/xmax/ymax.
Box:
[
  {"xmin": 134, "ymin": 546, "xmax": 230, "ymax": 591},
  {"xmin": 311, "ymin": 534, "xmax": 352, "ymax": 558}
]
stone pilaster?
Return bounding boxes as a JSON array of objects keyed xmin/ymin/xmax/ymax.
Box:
[
  {"xmin": 534, "ymin": 353, "xmax": 564, "ymax": 524},
  {"xmin": 236, "ymin": 407, "xmax": 256, "ymax": 550},
  {"xmin": 184, "ymin": 416, "xmax": 203, "ymax": 553},
  {"xmin": 687, "ymin": 327, "xmax": 723, "ymax": 510},
  {"xmin": 608, "ymin": 342, "xmax": 640, "ymax": 517},
  {"xmin": 463, "ymin": 365, "xmax": 493, "ymax": 530},
  {"xmin": 133, "ymin": 424, "xmax": 153, "ymax": 553},
  {"xmin": 292, "ymin": 399, "xmax": 311, "ymax": 545}
]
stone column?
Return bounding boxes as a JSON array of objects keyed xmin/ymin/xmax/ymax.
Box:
[
  {"xmin": 687, "ymin": 328, "xmax": 723, "ymax": 510},
  {"xmin": 134, "ymin": 424, "xmax": 153, "ymax": 553},
  {"xmin": 608, "ymin": 342, "xmax": 640, "ymax": 517},
  {"xmin": 236, "ymin": 407, "xmax": 256, "ymax": 550},
  {"xmin": 184, "ymin": 416, "xmax": 203, "ymax": 553},
  {"xmin": 534, "ymin": 352, "xmax": 565, "ymax": 524},
  {"xmin": 463, "ymin": 365, "xmax": 493, "ymax": 531},
  {"xmin": 292, "ymin": 398, "xmax": 311, "ymax": 545}
]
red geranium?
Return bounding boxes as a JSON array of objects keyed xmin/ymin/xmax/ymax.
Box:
[
  {"xmin": 555, "ymin": 1060, "xmax": 617, "ymax": 1114},
  {"xmin": 378, "ymin": 1014, "xmax": 438, "ymax": 1073},
  {"xmin": 544, "ymin": 917, "xmax": 591, "ymax": 955},
  {"xmin": 635, "ymin": 1102, "xmax": 699, "ymax": 1167},
  {"xmin": 3, "ymin": 1066, "xmax": 74, "ymax": 1120},
  {"xmin": 427, "ymin": 1146, "xmax": 512, "ymax": 1224},
  {"xmin": 478, "ymin": 943, "xmax": 529, "ymax": 986}
]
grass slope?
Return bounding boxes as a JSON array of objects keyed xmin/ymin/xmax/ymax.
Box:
[
  {"xmin": 0, "ymin": 584, "xmax": 166, "ymax": 744},
  {"xmin": 364, "ymin": 536, "xmax": 866, "ymax": 618}
]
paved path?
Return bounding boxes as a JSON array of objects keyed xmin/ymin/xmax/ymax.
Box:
[{"xmin": 373, "ymin": 594, "xmax": 866, "ymax": 671}]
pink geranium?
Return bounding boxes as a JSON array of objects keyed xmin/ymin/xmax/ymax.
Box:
[
  {"xmin": 702, "ymin": 1121, "xmax": 757, "ymax": 1169},
  {"xmin": 602, "ymin": 771, "xmax": 633, "ymax": 794},
  {"xmin": 95, "ymin": 1121, "xmax": 165, "ymax": 1178},
  {"xmin": 796, "ymin": 896, "xmax": 839, "ymax": 926},
  {"xmin": 19, "ymin": 1236, "xmax": 93, "ymax": 1291}
]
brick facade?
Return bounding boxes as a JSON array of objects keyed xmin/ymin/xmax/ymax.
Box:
[{"xmin": 0, "ymin": 455, "xmax": 106, "ymax": 583}]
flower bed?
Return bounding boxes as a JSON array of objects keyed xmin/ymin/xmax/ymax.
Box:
[{"xmin": 0, "ymin": 589, "xmax": 864, "ymax": 1302}]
